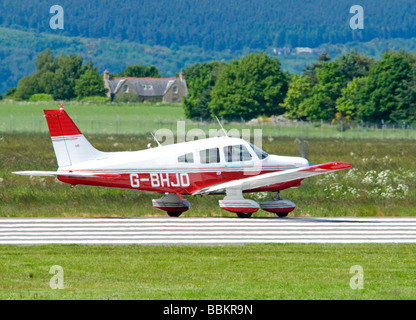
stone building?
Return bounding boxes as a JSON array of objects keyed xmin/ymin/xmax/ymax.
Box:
[{"xmin": 103, "ymin": 70, "xmax": 188, "ymax": 103}]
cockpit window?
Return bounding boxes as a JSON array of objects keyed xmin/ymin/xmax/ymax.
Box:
[
  {"xmin": 249, "ymin": 142, "xmax": 269, "ymax": 160},
  {"xmin": 199, "ymin": 148, "xmax": 220, "ymax": 164},
  {"xmin": 224, "ymin": 145, "xmax": 252, "ymax": 162},
  {"xmin": 178, "ymin": 153, "xmax": 194, "ymax": 163}
]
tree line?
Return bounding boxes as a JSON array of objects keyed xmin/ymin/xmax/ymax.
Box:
[
  {"xmin": 9, "ymin": 49, "xmax": 106, "ymax": 101},
  {"xmin": 6, "ymin": 48, "xmax": 416, "ymax": 125},
  {"xmin": 1, "ymin": 0, "xmax": 416, "ymax": 51},
  {"xmin": 183, "ymin": 50, "xmax": 416, "ymax": 124},
  {"xmin": 6, "ymin": 49, "xmax": 162, "ymax": 101}
]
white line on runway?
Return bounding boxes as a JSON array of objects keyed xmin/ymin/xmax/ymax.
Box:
[{"xmin": 1, "ymin": 217, "xmax": 416, "ymax": 245}]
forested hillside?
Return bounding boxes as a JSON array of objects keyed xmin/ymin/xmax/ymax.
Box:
[
  {"xmin": 1, "ymin": 0, "xmax": 416, "ymax": 50},
  {"xmin": 1, "ymin": 0, "xmax": 416, "ymax": 95}
]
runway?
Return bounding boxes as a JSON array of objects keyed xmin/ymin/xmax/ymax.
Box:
[{"xmin": 1, "ymin": 216, "xmax": 416, "ymax": 245}]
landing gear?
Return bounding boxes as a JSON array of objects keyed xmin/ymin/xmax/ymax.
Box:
[
  {"xmin": 260, "ymin": 191, "xmax": 296, "ymax": 217},
  {"xmin": 276, "ymin": 212, "xmax": 289, "ymax": 218},
  {"xmin": 219, "ymin": 189, "xmax": 297, "ymax": 218},
  {"xmin": 152, "ymin": 193, "xmax": 190, "ymax": 217},
  {"xmin": 236, "ymin": 212, "xmax": 253, "ymax": 219},
  {"xmin": 219, "ymin": 189, "xmax": 259, "ymax": 218},
  {"xmin": 167, "ymin": 211, "xmax": 182, "ymax": 217}
]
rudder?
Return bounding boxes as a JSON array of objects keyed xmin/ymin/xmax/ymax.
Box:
[{"xmin": 44, "ymin": 105, "xmax": 104, "ymax": 167}]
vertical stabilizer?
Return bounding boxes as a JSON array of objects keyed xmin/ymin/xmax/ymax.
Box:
[{"xmin": 44, "ymin": 106, "xmax": 104, "ymax": 168}]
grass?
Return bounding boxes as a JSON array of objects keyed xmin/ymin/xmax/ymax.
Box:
[
  {"xmin": 0, "ymin": 101, "xmax": 186, "ymax": 136},
  {"xmin": 1, "ymin": 100, "xmax": 416, "ymax": 139},
  {"xmin": 0, "ymin": 244, "xmax": 415, "ymax": 300}
]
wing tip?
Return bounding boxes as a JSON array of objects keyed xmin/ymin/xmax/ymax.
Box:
[{"xmin": 304, "ymin": 162, "xmax": 352, "ymax": 172}]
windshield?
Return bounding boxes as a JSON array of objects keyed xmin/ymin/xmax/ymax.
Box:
[{"xmin": 249, "ymin": 142, "xmax": 269, "ymax": 160}]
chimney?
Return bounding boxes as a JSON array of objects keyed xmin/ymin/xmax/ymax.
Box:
[
  {"xmin": 103, "ymin": 69, "xmax": 110, "ymax": 81},
  {"xmin": 103, "ymin": 70, "xmax": 111, "ymax": 99}
]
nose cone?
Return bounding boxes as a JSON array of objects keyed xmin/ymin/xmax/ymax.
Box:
[
  {"xmin": 289, "ymin": 156, "xmax": 311, "ymax": 168},
  {"xmin": 298, "ymin": 157, "xmax": 312, "ymax": 167},
  {"xmin": 294, "ymin": 156, "xmax": 313, "ymax": 167}
]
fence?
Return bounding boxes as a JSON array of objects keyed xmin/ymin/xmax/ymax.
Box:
[{"xmin": 0, "ymin": 113, "xmax": 415, "ymax": 140}]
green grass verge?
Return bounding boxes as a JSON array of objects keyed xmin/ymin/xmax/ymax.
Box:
[
  {"xmin": 0, "ymin": 244, "xmax": 415, "ymax": 300},
  {"xmin": 1, "ymin": 101, "xmax": 416, "ymax": 139}
]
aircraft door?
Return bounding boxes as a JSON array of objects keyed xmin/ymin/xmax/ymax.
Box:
[{"xmin": 223, "ymin": 144, "xmax": 253, "ymax": 178}]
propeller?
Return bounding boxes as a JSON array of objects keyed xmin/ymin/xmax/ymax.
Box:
[{"xmin": 295, "ymin": 138, "xmax": 313, "ymax": 166}]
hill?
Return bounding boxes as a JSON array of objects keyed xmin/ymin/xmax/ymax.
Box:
[
  {"xmin": 1, "ymin": 0, "xmax": 416, "ymax": 50},
  {"xmin": 1, "ymin": 0, "xmax": 416, "ymax": 94},
  {"xmin": 2, "ymin": 27, "xmax": 416, "ymax": 96}
]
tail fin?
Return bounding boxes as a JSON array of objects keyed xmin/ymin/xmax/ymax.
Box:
[{"xmin": 44, "ymin": 106, "xmax": 104, "ymax": 168}]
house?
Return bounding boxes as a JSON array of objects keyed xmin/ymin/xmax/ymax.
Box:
[
  {"xmin": 295, "ymin": 47, "xmax": 314, "ymax": 54},
  {"xmin": 103, "ymin": 70, "xmax": 188, "ymax": 103}
]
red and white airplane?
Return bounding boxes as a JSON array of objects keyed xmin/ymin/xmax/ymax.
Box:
[{"xmin": 12, "ymin": 106, "xmax": 351, "ymax": 218}]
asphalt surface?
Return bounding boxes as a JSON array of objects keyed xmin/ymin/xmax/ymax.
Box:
[{"xmin": 1, "ymin": 217, "xmax": 416, "ymax": 245}]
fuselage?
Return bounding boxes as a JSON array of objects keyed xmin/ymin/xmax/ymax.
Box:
[{"xmin": 57, "ymin": 136, "xmax": 309, "ymax": 194}]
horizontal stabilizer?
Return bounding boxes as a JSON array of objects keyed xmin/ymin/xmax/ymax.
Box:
[{"xmin": 11, "ymin": 171, "xmax": 120, "ymax": 178}]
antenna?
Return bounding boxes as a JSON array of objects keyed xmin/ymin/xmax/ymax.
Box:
[
  {"xmin": 148, "ymin": 132, "xmax": 162, "ymax": 147},
  {"xmin": 215, "ymin": 116, "xmax": 228, "ymax": 137}
]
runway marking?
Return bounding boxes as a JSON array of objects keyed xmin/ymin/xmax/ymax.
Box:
[{"xmin": 0, "ymin": 217, "xmax": 416, "ymax": 245}]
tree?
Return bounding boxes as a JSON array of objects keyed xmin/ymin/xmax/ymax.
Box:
[
  {"xmin": 209, "ymin": 52, "xmax": 288, "ymax": 120},
  {"xmin": 118, "ymin": 64, "xmax": 162, "ymax": 78},
  {"xmin": 5, "ymin": 87, "xmax": 16, "ymax": 99},
  {"xmin": 34, "ymin": 48, "xmax": 56, "ymax": 74},
  {"xmin": 336, "ymin": 77, "xmax": 367, "ymax": 119},
  {"xmin": 358, "ymin": 51, "xmax": 416, "ymax": 122},
  {"xmin": 14, "ymin": 74, "xmax": 40, "ymax": 100},
  {"xmin": 14, "ymin": 49, "xmax": 53, "ymax": 100},
  {"xmin": 336, "ymin": 50, "xmax": 375, "ymax": 81},
  {"xmin": 51, "ymin": 53, "xmax": 85, "ymax": 100},
  {"xmin": 75, "ymin": 63, "xmax": 107, "ymax": 98},
  {"xmin": 183, "ymin": 61, "xmax": 225, "ymax": 120},
  {"xmin": 280, "ymin": 74, "xmax": 313, "ymax": 119},
  {"xmin": 298, "ymin": 85, "xmax": 334, "ymax": 120},
  {"xmin": 298, "ymin": 51, "xmax": 375, "ymax": 120},
  {"xmin": 303, "ymin": 51, "xmax": 331, "ymax": 85},
  {"xmin": 14, "ymin": 49, "xmax": 88, "ymax": 101}
]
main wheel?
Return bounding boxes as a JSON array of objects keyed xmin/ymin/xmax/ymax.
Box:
[
  {"xmin": 167, "ymin": 211, "xmax": 182, "ymax": 217},
  {"xmin": 276, "ymin": 212, "xmax": 289, "ymax": 218},
  {"xmin": 237, "ymin": 212, "xmax": 252, "ymax": 218}
]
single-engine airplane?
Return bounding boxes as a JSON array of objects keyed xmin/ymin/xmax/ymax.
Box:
[{"xmin": 12, "ymin": 106, "xmax": 351, "ymax": 218}]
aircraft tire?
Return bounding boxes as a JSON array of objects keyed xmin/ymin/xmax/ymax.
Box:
[
  {"xmin": 276, "ymin": 212, "xmax": 289, "ymax": 218},
  {"xmin": 236, "ymin": 212, "xmax": 252, "ymax": 218},
  {"xmin": 167, "ymin": 212, "xmax": 182, "ymax": 217}
]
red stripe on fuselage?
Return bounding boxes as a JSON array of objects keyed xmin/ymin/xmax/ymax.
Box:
[{"xmin": 57, "ymin": 169, "xmax": 303, "ymax": 194}]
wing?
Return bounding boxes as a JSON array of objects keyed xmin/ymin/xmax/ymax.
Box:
[
  {"xmin": 11, "ymin": 171, "xmax": 120, "ymax": 178},
  {"xmin": 193, "ymin": 162, "xmax": 351, "ymax": 195}
]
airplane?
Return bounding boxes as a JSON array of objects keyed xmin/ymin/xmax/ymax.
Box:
[{"xmin": 12, "ymin": 105, "xmax": 351, "ymax": 218}]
